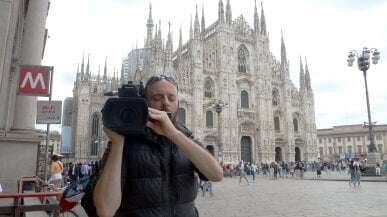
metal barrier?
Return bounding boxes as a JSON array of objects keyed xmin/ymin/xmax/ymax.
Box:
[{"xmin": 0, "ymin": 176, "xmax": 62, "ymax": 217}]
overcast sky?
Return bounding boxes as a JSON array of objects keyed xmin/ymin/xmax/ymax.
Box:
[{"xmin": 40, "ymin": 0, "xmax": 387, "ymax": 131}]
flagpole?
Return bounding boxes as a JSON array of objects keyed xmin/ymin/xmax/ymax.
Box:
[{"xmin": 43, "ymin": 67, "xmax": 54, "ymax": 183}]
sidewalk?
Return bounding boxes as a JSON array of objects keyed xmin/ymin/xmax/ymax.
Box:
[{"xmin": 303, "ymin": 171, "xmax": 387, "ymax": 182}]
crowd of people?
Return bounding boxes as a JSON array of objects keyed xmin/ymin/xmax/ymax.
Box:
[
  {"xmin": 51, "ymin": 154, "xmax": 380, "ymax": 194},
  {"xmin": 222, "ymin": 161, "xmax": 309, "ymax": 180},
  {"xmin": 44, "ymin": 157, "xmax": 381, "ymax": 198},
  {"xmin": 62, "ymin": 161, "xmax": 100, "ymax": 184},
  {"xmin": 219, "ymin": 158, "xmax": 382, "ymax": 185},
  {"xmin": 49, "ymin": 153, "xmax": 100, "ymax": 188}
]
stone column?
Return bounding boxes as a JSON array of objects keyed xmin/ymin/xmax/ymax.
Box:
[
  {"xmin": 0, "ymin": 0, "xmax": 49, "ymax": 191},
  {"xmin": 14, "ymin": 0, "xmax": 50, "ymax": 130}
]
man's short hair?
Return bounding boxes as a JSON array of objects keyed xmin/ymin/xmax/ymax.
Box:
[{"xmin": 144, "ymin": 75, "xmax": 178, "ymax": 95}]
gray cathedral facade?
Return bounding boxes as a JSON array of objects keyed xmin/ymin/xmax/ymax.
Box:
[{"xmin": 71, "ymin": 1, "xmax": 318, "ymax": 163}]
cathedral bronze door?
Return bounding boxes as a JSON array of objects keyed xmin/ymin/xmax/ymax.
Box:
[
  {"xmin": 206, "ymin": 145, "xmax": 215, "ymax": 157},
  {"xmin": 177, "ymin": 108, "xmax": 186, "ymax": 125},
  {"xmin": 275, "ymin": 147, "xmax": 282, "ymax": 162},
  {"xmin": 295, "ymin": 147, "xmax": 301, "ymax": 162},
  {"xmin": 241, "ymin": 136, "xmax": 252, "ymax": 163}
]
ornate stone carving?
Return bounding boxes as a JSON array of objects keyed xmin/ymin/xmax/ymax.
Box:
[{"xmin": 233, "ymin": 15, "xmax": 253, "ymax": 37}]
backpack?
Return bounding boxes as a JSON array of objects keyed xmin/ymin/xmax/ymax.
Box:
[{"xmin": 62, "ymin": 176, "xmax": 90, "ymax": 202}]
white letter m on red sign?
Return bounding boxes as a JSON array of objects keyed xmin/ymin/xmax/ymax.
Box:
[{"xmin": 20, "ymin": 72, "xmax": 46, "ymax": 90}]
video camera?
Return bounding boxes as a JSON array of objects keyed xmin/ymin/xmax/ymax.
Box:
[{"xmin": 101, "ymin": 81, "xmax": 148, "ymax": 135}]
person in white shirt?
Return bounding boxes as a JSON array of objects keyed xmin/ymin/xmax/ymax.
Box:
[
  {"xmin": 376, "ymin": 163, "xmax": 381, "ymax": 176},
  {"xmin": 352, "ymin": 159, "xmax": 361, "ymax": 187},
  {"xmin": 80, "ymin": 163, "xmax": 89, "ymax": 177},
  {"xmin": 251, "ymin": 163, "xmax": 257, "ymax": 181},
  {"xmin": 239, "ymin": 160, "xmax": 249, "ymax": 185}
]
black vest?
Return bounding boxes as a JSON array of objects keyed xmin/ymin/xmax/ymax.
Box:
[{"xmin": 82, "ymin": 124, "xmax": 199, "ymax": 217}]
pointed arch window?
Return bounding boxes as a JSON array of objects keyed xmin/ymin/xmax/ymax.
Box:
[
  {"xmin": 319, "ymin": 147, "xmax": 324, "ymax": 157},
  {"xmin": 293, "ymin": 118, "xmax": 299, "ymax": 132},
  {"xmin": 91, "ymin": 112, "xmax": 100, "ymax": 156},
  {"xmin": 347, "ymin": 145, "xmax": 352, "ymax": 154},
  {"xmin": 177, "ymin": 108, "xmax": 186, "ymax": 125},
  {"xmin": 238, "ymin": 45, "xmax": 249, "ymax": 73},
  {"xmin": 378, "ymin": 144, "xmax": 383, "ymax": 153},
  {"xmin": 272, "ymin": 88, "xmax": 280, "ymax": 106},
  {"xmin": 206, "ymin": 111, "xmax": 213, "ymax": 128},
  {"xmin": 241, "ymin": 90, "xmax": 249, "ymax": 108},
  {"xmin": 204, "ymin": 78, "xmax": 215, "ymax": 98},
  {"xmin": 274, "ymin": 116, "xmax": 280, "ymax": 132}
]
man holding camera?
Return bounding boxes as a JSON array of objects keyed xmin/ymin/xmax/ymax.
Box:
[{"xmin": 82, "ymin": 75, "xmax": 223, "ymax": 217}]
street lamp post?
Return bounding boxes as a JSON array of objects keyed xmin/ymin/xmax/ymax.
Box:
[
  {"xmin": 347, "ymin": 47, "xmax": 380, "ymax": 174},
  {"xmin": 97, "ymin": 136, "xmax": 106, "ymax": 159},
  {"xmin": 214, "ymin": 100, "xmax": 228, "ymax": 162}
]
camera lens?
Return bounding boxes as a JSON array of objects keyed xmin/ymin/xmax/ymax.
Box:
[{"xmin": 119, "ymin": 107, "xmax": 137, "ymax": 125}]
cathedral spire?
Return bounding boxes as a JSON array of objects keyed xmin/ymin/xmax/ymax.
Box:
[
  {"xmin": 103, "ymin": 56, "xmax": 107, "ymax": 81},
  {"xmin": 218, "ymin": 0, "xmax": 225, "ymax": 23},
  {"xmin": 281, "ymin": 30, "xmax": 287, "ymax": 66},
  {"xmin": 179, "ymin": 24, "xmax": 183, "ymax": 50},
  {"xmin": 116, "ymin": 68, "xmax": 119, "ymax": 82},
  {"xmin": 226, "ymin": 0, "xmax": 232, "ymax": 25},
  {"xmin": 305, "ymin": 57, "xmax": 312, "ymax": 90},
  {"xmin": 120, "ymin": 64, "xmax": 124, "ymax": 85},
  {"xmin": 154, "ymin": 24, "xmax": 158, "ymax": 39},
  {"xmin": 158, "ymin": 20, "xmax": 162, "ymax": 41},
  {"xmin": 76, "ymin": 63, "xmax": 80, "ymax": 81},
  {"xmin": 165, "ymin": 22, "xmax": 174, "ymax": 76},
  {"xmin": 201, "ymin": 5, "xmax": 205, "ymax": 33},
  {"xmin": 194, "ymin": 5, "xmax": 200, "ymax": 38},
  {"xmin": 147, "ymin": 4, "xmax": 153, "ymax": 25},
  {"xmin": 145, "ymin": 4, "xmax": 154, "ymax": 47},
  {"xmin": 254, "ymin": 0, "xmax": 259, "ymax": 33},
  {"xmin": 299, "ymin": 56, "xmax": 305, "ymax": 90},
  {"xmin": 97, "ymin": 65, "xmax": 100, "ymax": 81},
  {"xmin": 178, "ymin": 24, "xmax": 183, "ymax": 64},
  {"xmin": 166, "ymin": 22, "xmax": 173, "ymax": 51},
  {"xmin": 80, "ymin": 53, "xmax": 85, "ymax": 80},
  {"xmin": 260, "ymin": 2, "xmax": 267, "ymax": 35},
  {"xmin": 189, "ymin": 14, "xmax": 193, "ymax": 40},
  {"xmin": 111, "ymin": 68, "xmax": 115, "ymax": 89},
  {"xmin": 85, "ymin": 54, "xmax": 90, "ymax": 80}
]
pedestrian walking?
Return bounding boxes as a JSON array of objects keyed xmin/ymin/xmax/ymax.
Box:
[
  {"xmin": 202, "ymin": 181, "xmax": 213, "ymax": 197},
  {"xmin": 353, "ymin": 160, "xmax": 361, "ymax": 187},
  {"xmin": 239, "ymin": 161, "xmax": 249, "ymax": 185},
  {"xmin": 251, "ymin": 163, "xmax": 257, "ymax": 181},
  {"xmin": 68, "ymin": 162, "xmax": 76, "ymax": 184},
  {"xmin": 376, "ymin": 163, "xmax": 381, "ymax": 176},
  {"xmin": 316, "ymin": 165, "xmax": 322, "ymax": 178},
  {"xmin": 49, "ymin": 153, "xmax": 64, "ymax": 188},
  {"xmin": 299, "ymin": 162, "xmax": 305, "ymax": 179},
  {"xmin": 290, "ymin": 163, "xmax": 295, "ymax": 178}
]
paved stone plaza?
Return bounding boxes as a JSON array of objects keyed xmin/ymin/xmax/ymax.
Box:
[
  {"xmin": 195, "ymin": 176, "xmax": 387, "ymax": 217},
  {"xmin": 64, "ymin": 173, "xmax": 387, "ymax": 217}
]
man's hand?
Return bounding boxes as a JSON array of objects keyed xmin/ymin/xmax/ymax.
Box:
[
  {"xmin": 103, "ymin": 127, "xmax": 124, "ymax": 146},
  {"xmin": 146, "ymin": 107, "xmax": 177, "ymax": 138},
  {"xmin": 146, "ymin": 108, "xmax": 223, "ymax": 181},
  {"xmin": 94, "ymin": 128, "xmax": 124, "ymax": 217}
]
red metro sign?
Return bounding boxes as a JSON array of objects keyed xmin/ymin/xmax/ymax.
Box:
[{"xmin": 18, "ymin": 65, "xmax": 51, "ymax": 96}]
